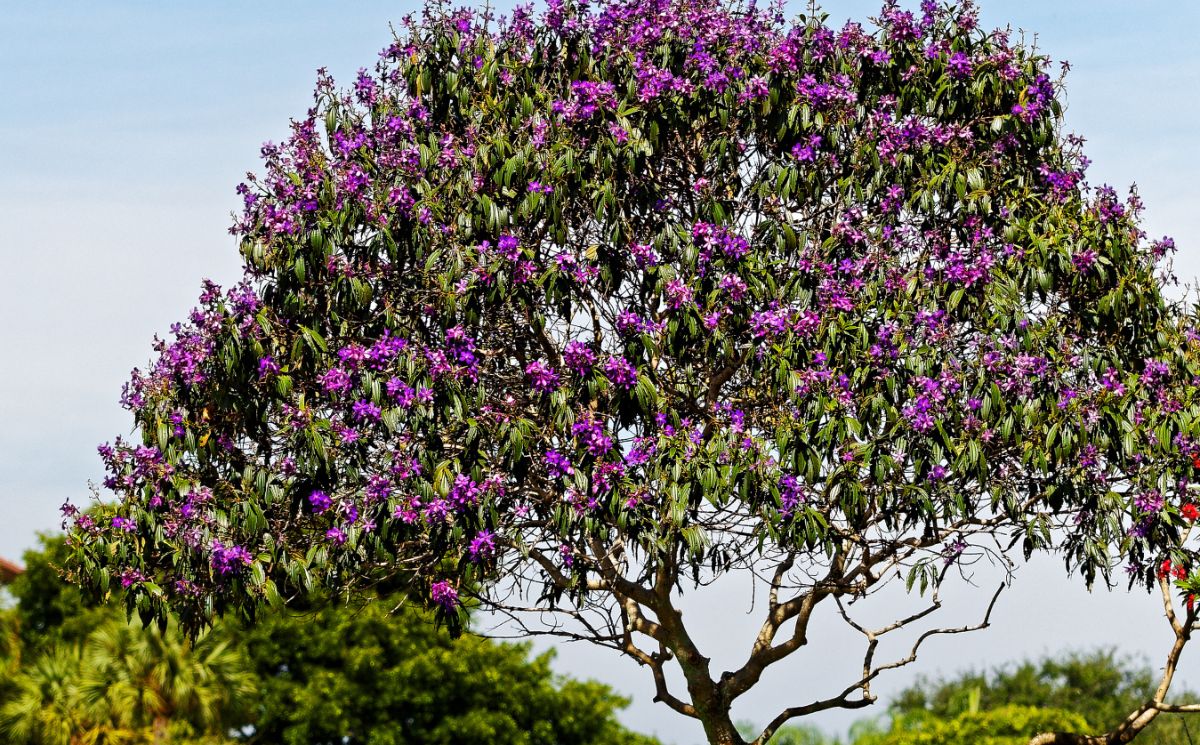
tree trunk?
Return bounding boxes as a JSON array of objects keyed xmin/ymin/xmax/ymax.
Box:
[
  {"xmin": 696, "ymin": 714, "xmax": 746, "ymax": 745},
  {"xmin": 674, "ymin": 650, "xmax": 744, "ymax": 744}
]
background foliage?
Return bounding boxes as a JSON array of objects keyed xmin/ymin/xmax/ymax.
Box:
[{"xmin": 0, "ymin": 535, "xmax": 657, "ymax": 745}]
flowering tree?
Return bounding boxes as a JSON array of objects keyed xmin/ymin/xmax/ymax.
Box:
[{"xmin": 66, "ymin": 0, "xmax": 1200, "ymax": 742}]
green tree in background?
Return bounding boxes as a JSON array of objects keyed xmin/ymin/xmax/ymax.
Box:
[
  {"xmin": 240, "ymin": 598, "xmax": 659, "ymax": 745},
  {"xmin": 739, "ymin": 650, "xmax": 1200, "ymax": 745},
  {"xmin": 6, "ymin": 535, "xmax": 110, "ymax": 652},
  {"xmin": 859, "ymin": 650, "xmax": 1199, "ymax": 744},
  {"xmin": 0, "ymin": 621, "xmax": 252, "ymax": 745},
  {"xmin": 851, "ymin": 706, "xmax": 1091, "ymax": 745},
  {"xmin": 0, "ymin": 535, "xmax": 658, "ymax": 744},
  {"xmin": 738, "ymin": 721, "xmax": 835, "ymax": 745}
]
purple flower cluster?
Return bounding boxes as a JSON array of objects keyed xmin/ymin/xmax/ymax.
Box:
[
  {"xmin": 603, "ymin": 355, "xmax": 638, "ymax": 389},
  {"xmin": 778, "ymin": 474, "xmax": 804, "ymax": 516},
  {"xmin": 258, "ymin": 356, "xmax": 280, "ymax": 378},
  {"xmin": 692, "ymin": 222, "xmax": 750, "ymax": 263},
  {"xmin": 309, "ymin": 490, "xmax": 333, "ymax": 513},
  {"xmin": 945, "ymin": 51, "xmax": 974, "ymax": 79},
  {"xmin": 429, "ymin": 325, "xmax": 479, "ymax": 382},
  {"xmin": 430, "ymin": 580, "xmax": 460, "ymax": 610},
  {"xmin": 352, "ymin": 399, "xmax": 382, "ymax": 421},
  {"xmin": 555, "ymin": 80, "xmax": 618, "ymax": 119},
  {"xmin": 546, "ymin": 449, "xmax": 574, "ymax": 478},
  {"xmin": 111, "ymin": 516, "xmax": 137, "ymax": 533},
  {"xmin": 572, "ymin": 415, "xmax": 613, "ymax": 456},
  {"xmin": 449, "ymin": 474, "xmax": 483, "ymax": 509},
  {"xmin": 563, "ymin": 341, "xmax": 597, "ymax": 374},
  {"xmin": 210, "ymin": 541, "xmax": 252, "ymax": 575},
  {"xmin": 468, "ymin": 530, "xmax": 497, "ymax": 562},
  {"xmin": 525, "ymin": 360, "xmax": 561, "ymax": 391}
]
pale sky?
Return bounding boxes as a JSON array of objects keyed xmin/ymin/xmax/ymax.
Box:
[{"xmin": 2, "ymin": 2, "xmax": 1198, "ymax": 742}]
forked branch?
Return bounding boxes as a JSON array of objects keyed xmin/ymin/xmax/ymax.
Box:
[{"xmin": 750, "ymin": 582, "xmax": 1005, "ymax": 745}]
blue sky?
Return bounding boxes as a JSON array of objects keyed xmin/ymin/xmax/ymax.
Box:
[{"xmin": 2, "ymin": 1, "xmax": 1199, "ymax": 742}]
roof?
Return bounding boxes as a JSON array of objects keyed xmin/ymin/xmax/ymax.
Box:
[{"xmin": 0, "ymin": 558, "xmax": 24, "ymax": 584}]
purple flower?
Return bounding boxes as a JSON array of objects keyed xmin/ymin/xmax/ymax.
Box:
[
  {"xmin": 942, "ymin": 538, "xmax": 967, "ymax": 565},
  {"xmin": 603, "ymin": 356, "xmax": 638, "ymax": 390},
  {"xmin": 1134, "ymin": 490, "xmax": 1164, "ymax": 514},
  {"xmin": 111, "ymin": 516, "xmax": 137, "ymax": 533},
  {"xmin": 119, "ymin": 568, "xmax": 147, "ymax": 588},
  {"xmin": 325, "ymin": 527, "xmax": 347, "ymax": 545},
  {"xmin": 630, "ymin": 242, "xmax": 658, "ymax": 268},
  {"xmin": 320, "ymin": 367, "xmax": 353, "ymax": 394},
  {"xmin": 779, "ymin": 474, "xmax": 805, "ymax": 516},
  {"xmin": 1072, "ymin": 248, "xmax": 1098, "ymax": 273},
  {"xmin": 258, "ymin": 356, "xmax": 280, "ymax": 378},
  {"xmin": 525, "ymin": 360, "xmax": 560, "ymax": 391},
  {"xmin": 572, "ymin": 415, "xmax": 613, "ymax": 456},
  {"xmin": 388, "ymin": 378, "xmax": 416, "ymax": 407},
  {"xmin": 626, "ymin": 438, "xmax": 656, "ymax": 466},
  {"xmin": 946, "ymin": 52, "xmax": 974, "ymax": 79},
  {"xmin": 719, "ymin": 274, "xmax": 748, "ymax": 301},
  {"xmin": 337, "ymin": 344, "xmax": 368, "ymax": 368},
  {"xmin": 352, "ymin": 399, "xmax": 382, "ymax": 421},
  {"xmin": 210, "ymin": 541, "xmax": 253, "ymax": 575},
  {"xmin": 790, "ymin": 135, "xmax": 822, "ymax": 162},
  {"xmin": 563, "ymin": 341, "xmax": 597, "ymax": 374},
  {"xmin": 1141, "ymin": 358, "xmax": 1170, "ymax": 387},
  {"xmin": 449, "ymin": 474, "xmax": 482, "ymax": 509},
  {"xmin": 468, "ymin": 530, "xmax": 497, "ymax": 562},
  {"xmin": 545, "ymin": 449, "xmax": 574, "ymax": 478},
  {"xmin": 309, "ymin": 490, "xmax": 333, "ymax": 513},
  {"xmin": 497, "ymin": 234, "xmax": 521, "ymax": 260},
  {"xmin": 750, "ymin": 306, "xmax": 790, "ymax": 339},
  {"xmin": 665, "ymin": 279, "xmax": 695, "ymax": 310},
  {"xmin": 422, "ymin": 497, "xmax": 451, "ymax": 524},
  {"xmin": 430, "ymin": 579, "xmax": 460, "ymax": 610}
]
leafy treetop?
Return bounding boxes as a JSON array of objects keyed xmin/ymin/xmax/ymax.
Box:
[{"xmin": 66, "ymin": 0, "xmax": 1200, "ymax": 742}]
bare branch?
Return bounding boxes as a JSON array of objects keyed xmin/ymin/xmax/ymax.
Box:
[{"xmin": 750, "ymin": 583, "xmax": 1005, "ymax": 745}]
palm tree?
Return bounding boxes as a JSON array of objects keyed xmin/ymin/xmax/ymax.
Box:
[
  {"xmin": 77, "ymin": 621, "xmax": 254, "ymax": 745},
  {"xmin": 0, "ymin": 646, "xmax": 94, "ymax": 745},
  {"xmin": 1, "ymin": 619, "xmax": 253, "ymax": 745}
]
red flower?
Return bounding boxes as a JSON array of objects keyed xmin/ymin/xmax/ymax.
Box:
[
  {"xmin": 1184, "ymin": 503, "xmax": 1200, "ymax": 521},
  {"xmin": 1191, "ymin": 453, "xmax": 1200, "ymax": 469},
  {"xmin": 1157, "ymin": 559, "xmax": 1187, "ymax": 580}
]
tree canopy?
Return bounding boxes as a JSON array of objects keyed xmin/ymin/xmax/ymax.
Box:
[{"xmin": 65, "ymin": 0, "xmax": 1200, "ymax": 742}]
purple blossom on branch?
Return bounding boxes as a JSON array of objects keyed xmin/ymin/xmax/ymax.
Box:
[
  {"xmin": 603, "ymin": 355, "xmax": 638, "ymax": 390},
  {"xmin": 309, "ymin": 490, "xmax": 333, "ymax": 513},
  {"xmin": 563, "ymin": 341, "xmax": 597, "ymax": 374},
  {"xmin": 210, "ymin": 542, "xmax": 253, "ymax": 575},
  {"xmin": 430, "ymin": 580, "xmax": 460, "ymax": 610},
  {"xmin": 525, "ymin": 360, "xmax": 561, "ymax": 391}
]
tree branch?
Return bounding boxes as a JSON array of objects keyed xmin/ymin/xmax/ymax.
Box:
[{"xmin": 1029, "ymin": 574, "xmax": 1197, "ymax": 745}]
